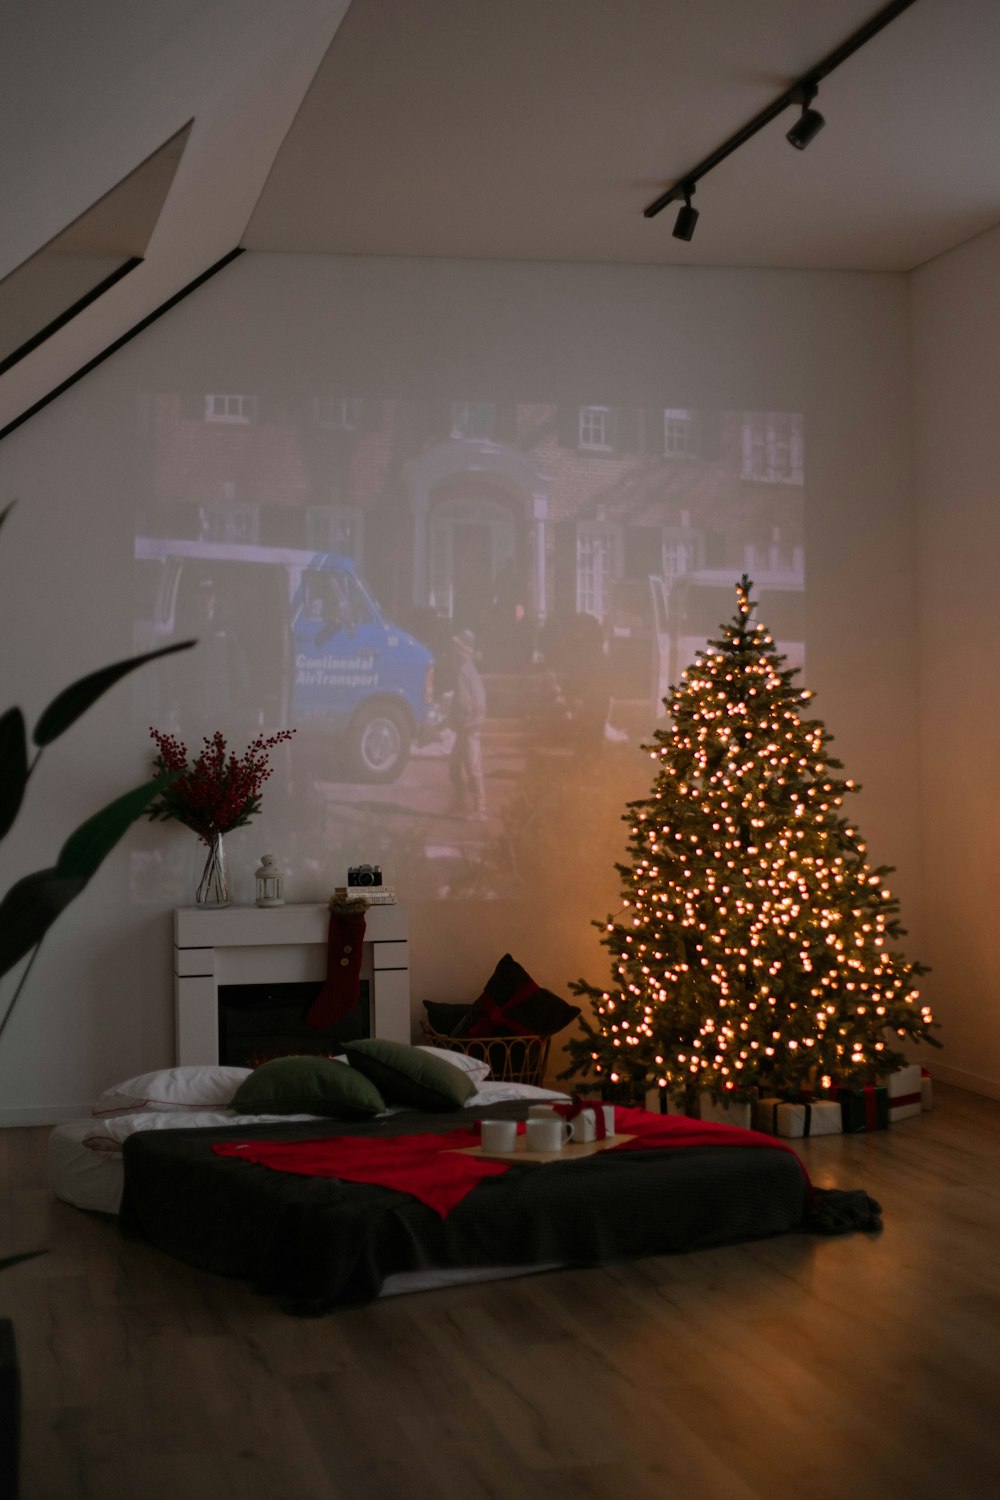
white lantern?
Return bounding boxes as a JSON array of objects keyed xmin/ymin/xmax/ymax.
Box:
[{"xmin": 254, "ymin": 853, "xmax": 284, "ymax": 907}]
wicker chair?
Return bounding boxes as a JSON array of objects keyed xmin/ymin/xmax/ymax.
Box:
[{"xmin": 419, "ymin": 1021, "xmax": 551, "ymax": 1087}]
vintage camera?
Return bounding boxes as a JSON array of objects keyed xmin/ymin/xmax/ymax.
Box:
[{"xmin": 348, "ymin": 863, "xmax": 382, "ymax": 888}]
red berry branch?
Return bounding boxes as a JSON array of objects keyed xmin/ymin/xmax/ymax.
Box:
[{"xmin": 147, "ymin": 728, "xmax": 295, "ymax": 843}]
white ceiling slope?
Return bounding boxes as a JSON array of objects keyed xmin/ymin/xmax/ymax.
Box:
[
  {"xmin": 246, "ymin": 0, "xmax": 1000, "ymax": 272},
  {"xmin": 0, "ymin": 0, "xmax": 349, "ymax": 432}
]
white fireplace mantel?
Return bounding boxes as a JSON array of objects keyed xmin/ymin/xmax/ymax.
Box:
[{"xmin": 173, "ymin": 903, "xmax": 410, "ymax": 1065}]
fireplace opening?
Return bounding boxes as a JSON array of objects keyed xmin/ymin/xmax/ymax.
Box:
[{"xmin": 218, "ymin": 981, "xmax": 371, "ymax": 1068}]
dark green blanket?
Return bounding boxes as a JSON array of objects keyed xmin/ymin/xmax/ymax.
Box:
[{"xmin": 118, "ymin": 1101, "xmax": 821, "ymax": 1312}]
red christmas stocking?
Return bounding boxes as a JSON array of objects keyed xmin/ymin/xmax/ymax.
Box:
[{"xmin": 306, "ymin": 904, "xmax": 367, "ymax": 1028}]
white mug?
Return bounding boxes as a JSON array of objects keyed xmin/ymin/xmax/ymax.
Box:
[
  {"xmin": 479, "ymin": 1118, "xmax": 517, "ymax": 1153},
  {"xmin": 524, "ymin": 1116, "xmax": 573, "ymax": 1153}
]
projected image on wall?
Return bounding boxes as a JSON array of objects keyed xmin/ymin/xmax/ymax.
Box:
[{"xmin": 134, "ymin": 396, "xmax": 803, "ymax": 901}]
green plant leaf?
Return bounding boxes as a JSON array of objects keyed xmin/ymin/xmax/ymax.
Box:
[
  {"xmin": 0, "ymin": 773, "xmax": 176, "ymax": 977},
  {"xmin": 56, "ymin": 774, "xmax": 171, "ymax": 880},
  {"xmin": 0, "ymin": 706, "xmax": 28, "ymax": 839},
  {"xmin": 33, "ymin": 639, "xmax": 197, "ymax": 747},
  {"xmin": 0, "ymin": 868, "xmax": 87, "ymax": 977}
]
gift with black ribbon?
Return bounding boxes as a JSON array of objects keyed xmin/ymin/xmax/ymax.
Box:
[{"xmin": 752, "ymin": 1096, "xmax": 842, "ymax": 1139}]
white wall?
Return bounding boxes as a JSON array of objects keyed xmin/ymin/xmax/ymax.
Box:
[
  {"xmin": 911, "ymin": 224, "xmax": 1000, "ymax": 1099},
  {"xmin": 0, "ymin": 253, "xmax": 922, "ymax": 1122}
]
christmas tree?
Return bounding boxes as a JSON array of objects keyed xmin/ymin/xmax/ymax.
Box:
[{"xmin": 563, "ymin": 575, "xmax": 937, "ymax": 1107}]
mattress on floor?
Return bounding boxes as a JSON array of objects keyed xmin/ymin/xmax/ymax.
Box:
[
  {"xmin": 48, "ymin": 1119, "xmax": 124, "ymax": 1216},
  {"xmin": 47, "ymin": 1104, "xmax": 565, "ymax": 1294},
  {"xmin": 118, "ymin": 1101, "xmax": 810, "ymax": 1311}
]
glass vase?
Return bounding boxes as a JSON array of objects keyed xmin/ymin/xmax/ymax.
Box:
[{"xmin": 195, "ymin": 831, "xmax": 231, "ymax": 907}]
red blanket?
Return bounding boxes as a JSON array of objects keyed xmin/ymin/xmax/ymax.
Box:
[
  {"xmin": 213, "ymin": 1126, "xmax": 500, "ymax": 1219},
  {"xmin": 611, "ymin": 1105, "xmax": 808, "ymax": 1170},
  {"xmin": 212, "ymin": 1108, "xmax": 807, "ymax": 1220}
]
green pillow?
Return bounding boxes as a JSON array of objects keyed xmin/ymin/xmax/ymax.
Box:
[
  {"xmin": 230, "ymin": 1055, "xmax": 385, "ymax": 1118},
  {"xmin": 343, "ymin": 1039, "xmax": 476, "ymax": 1112}
]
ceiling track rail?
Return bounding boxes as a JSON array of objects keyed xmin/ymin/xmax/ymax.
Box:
[{"xmin": 644, "ymin": 0, "xmax": 920, "ymax": 221}]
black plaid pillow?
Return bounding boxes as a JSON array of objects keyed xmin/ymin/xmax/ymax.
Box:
[{"xmin": 455, "ymin": 954, "xmax": 580, "ymax": 1039}]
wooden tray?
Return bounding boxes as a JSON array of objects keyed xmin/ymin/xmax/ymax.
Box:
[{"xmin": 451, "ymin": 1133, "xmax": 635, "ymax": 1166}]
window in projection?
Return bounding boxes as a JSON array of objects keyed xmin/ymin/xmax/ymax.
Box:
[{"xmin": 133, "ymin": 399, "xmax": 804, "ymax": 902}]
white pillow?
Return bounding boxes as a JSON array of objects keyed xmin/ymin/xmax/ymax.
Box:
[
  {"xmin": 415, "ymin": 1045, "xmax": 490, "ymax": 1085},
  {"xmin": 466, "ymin": 1080, "xmax": 570, "ymax": 1106},
  {"xmin": 93, "ymin": 1065, "xmax": 252, "ymax": 1117}
]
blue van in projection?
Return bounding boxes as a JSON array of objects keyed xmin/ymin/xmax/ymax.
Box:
[{"xmin": 134, "ymin": 539, "xmax": 435, "ymax": 781}]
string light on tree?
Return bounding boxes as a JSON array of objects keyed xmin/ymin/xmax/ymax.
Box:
[{"xmin": 562, "ymin": 576, "xmax": 938, "ymax": 1108}]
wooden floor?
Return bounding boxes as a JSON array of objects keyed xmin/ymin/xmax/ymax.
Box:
[{"xmin": 2, "ymin": 1083, "xmax": 999, "ymax": 1500}]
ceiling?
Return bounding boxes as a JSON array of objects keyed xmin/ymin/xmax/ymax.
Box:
[
  {"xmin": 245, "ymin": 0, "xmax": 1000, "ymax": 272},
  {"xmin": 4, "ymin": 0, "xmax": 999, "ymax": 435}
]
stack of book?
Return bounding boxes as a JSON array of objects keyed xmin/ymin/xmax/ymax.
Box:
[{"xmin": 358, "ymin": 886, "xmax": 396, "ymax": 905}]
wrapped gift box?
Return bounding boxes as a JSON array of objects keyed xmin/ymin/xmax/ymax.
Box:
[
  {"xmin": 753, "ymin": 1096, "xmax": 842, "ymax": 1139},
  {"xmin": 699, "ymin": 1092, "xmax": 752, "ymax": 1129},
  {"xmin": 644, "ymin": 1088, "xmax": 703, "ymax": 1119},
  {"xmin": 884, "ymin": 1063, "xmax": 922, "ymax": 1122},
  {"xmin": 555, "ymin": 1098, "xmax": 616, "ymax": 1142},
  {"xmin": 752, "ymin": 1096, "xmax": 782, "ymax": 1134},
  {"xmin": 921, "ymin": 1067, "xmax": 933, "ymax": 1111},
  {"xmin": 829, "ymin": 1083, "xmax": 889, "ymax": 1133}
]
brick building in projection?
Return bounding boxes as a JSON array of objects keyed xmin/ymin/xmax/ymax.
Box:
[{"xmin": 136, "ymin": 392, "xmax": 804, "ymax": 714}]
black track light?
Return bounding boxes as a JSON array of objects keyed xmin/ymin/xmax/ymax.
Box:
[
  {"xmin": 644, "ymin": 0, "xmax": 919, "ymax": 231},
  {"xmin": 787, "ymin": 84, "xmax": 825, "ymax": 150},
  {"xmin": 672, "ymin": 184, "xmax": 698, "ymax": 242}
]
